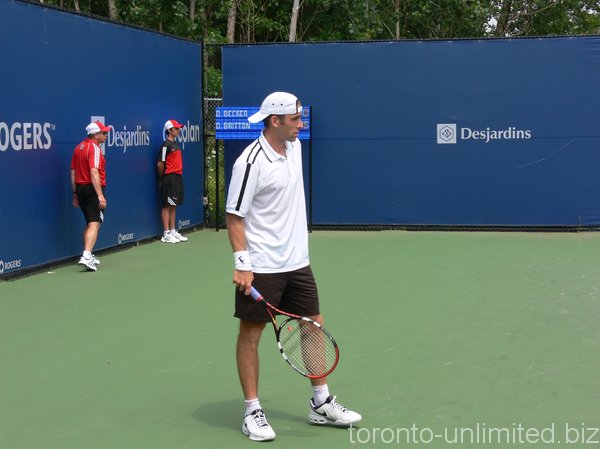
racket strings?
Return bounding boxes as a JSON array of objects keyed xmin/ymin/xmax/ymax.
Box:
[{"xmin": 278, "ymin": 319, "xmax": 337, "ymax": 377}]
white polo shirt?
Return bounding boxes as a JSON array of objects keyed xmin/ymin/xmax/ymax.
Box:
[{"xmin": 226, "ymin": 132, "xmax": 309, "ymax": 273}]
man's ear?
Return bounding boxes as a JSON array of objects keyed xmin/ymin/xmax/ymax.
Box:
[{"xmin": 270, "ymin": 115, "xmax": 283, "ymax": 128}]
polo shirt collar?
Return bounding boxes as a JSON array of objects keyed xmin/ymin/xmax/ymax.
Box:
[{"xmin": 259, "ymin": 131, "xmax": 287, "ymax": 160}]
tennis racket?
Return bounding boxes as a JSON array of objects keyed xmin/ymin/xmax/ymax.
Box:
[{"xmin": 249, "ymin": 286, "xmax": 339, "ymax": 379}]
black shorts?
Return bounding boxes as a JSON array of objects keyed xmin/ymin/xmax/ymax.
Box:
[
  {"xmin": 234, "ymin": 265, "xmax": 320, "ymax": 322},
  {"xmin": 76, "ymin": 184, "xmax": 105, "ymax": 223},
  {"xmin": 160, "ymin": 173, "xmax": 183, "ymax": 207}
]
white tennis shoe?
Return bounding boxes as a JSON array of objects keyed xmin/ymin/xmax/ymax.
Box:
[
  {"xmin": 173, "ymin": 231, "xmax": 188, "ymax": 242},
  {"xmin": 161, "ymin": 233, "xmax": 179, "ymax": 244},
  {"xmin": 78, "ymin": 256, "xmax": 97, "ymax": 272},
  {"xmin": 308, "ymin": 395, "xmax": 362, "ymax": 426},
  {"xmin": 242, "ymin": 409, "xmax": 276, "ymax": 441},
  {"xmin": 91, "ymin": 254, "xmax": 100, "ymax": 265}
]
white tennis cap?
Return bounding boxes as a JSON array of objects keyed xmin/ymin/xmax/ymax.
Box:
[
  {"xmin": 164, "ymin": 119, "xmax": 184, "ymax": 134},
  {"xmin": 85, "ymin": 121, "xmax": 110, "ymax": 135},
  {"xmin": 248, "ymin": 92, "xmax": 302, "ymax": 123}
]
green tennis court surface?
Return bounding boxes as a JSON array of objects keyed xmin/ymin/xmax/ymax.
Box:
[{"xmin": 2, "ymin": 230, "xmax": 599, "ymax": 448}]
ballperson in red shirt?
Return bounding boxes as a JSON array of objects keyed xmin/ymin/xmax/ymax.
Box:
[
  {"xmin": 157, "ymin": 119, "xmax": 188, "ymax": 243},
  {"xmin": 70, "ymin": 121, "xmax": 109, "ymax": 272}
]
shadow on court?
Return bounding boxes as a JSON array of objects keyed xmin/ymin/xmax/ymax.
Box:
[{"xmin": 192, "ymin": 398, "xmax": 329, "ymax": 438}]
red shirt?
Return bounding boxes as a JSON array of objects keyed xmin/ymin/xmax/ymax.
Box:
[
  {"xmin": 70, "ymin": 138, "xmax": 106, "ymax": 186},
  {"xmin": 159, "ymin": 139, "xmax": 183, "ymax": 175}
]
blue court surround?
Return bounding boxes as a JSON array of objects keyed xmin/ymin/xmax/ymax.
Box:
[
  {"xmin": 0, "ymin": 0, "xmax": 203, "ymax": 275},
  {"xmin": 221, "ymin": 38, "xmax": 600, "ymax": 227}
]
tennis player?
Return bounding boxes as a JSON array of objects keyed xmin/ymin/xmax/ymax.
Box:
[{"xmin": 226, "ymin": 92, "xmax": 362, "ymax": 441}]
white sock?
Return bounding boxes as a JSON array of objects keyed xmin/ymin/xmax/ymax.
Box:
[
  {"xmin": 169, "ymin": 229, "xmax": 176, "ymax": 235},
  {"xmin": 83, "ymin": 251, "xmax": 92, "ymax": 259},
  {"xmin": 245, "ymin": 398, "xmax": 261, "ymax": 416},
  {"xmin": 312, "ymin": 384, "xmax": 330, "ymax": 406}
]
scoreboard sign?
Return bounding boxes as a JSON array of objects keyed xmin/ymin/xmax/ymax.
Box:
[{"xmin": 216, "ymin": 106, "xmax": 311, "ymax": 140}]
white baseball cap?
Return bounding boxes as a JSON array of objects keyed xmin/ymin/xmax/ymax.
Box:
[
  {"xmin": 248, "ymin": 92, "xmax": 302, "ymax": 123},
  {"xmin": 164, "ymin": 119, "xmax": 184, "ymax": 134},
  {"xmin": 86, "ymin": 121, "xmax": 110, "ymax": 135}
]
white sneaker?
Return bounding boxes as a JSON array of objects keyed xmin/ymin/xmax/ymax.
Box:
[
  {"xmin": 78, "ymin": 256, "xmax": 97, "ymax": 272},
  {"xmin": 173, "ymin": 231, "xmax": 188, "ymax": 242},
  {"xmin": 308, "ymin": 395, "xmax": 362, "ymax": 426},
  {"xmin": 91, "ymin": 254, "xmax": 100, "ymax": 265},
  {"xmin": 242, "ymin": 409, "xmax": 276, "ymax": 441},
  {"xmin": 161, "ymin": 233, "xmax": 179, "ymax": 244}
]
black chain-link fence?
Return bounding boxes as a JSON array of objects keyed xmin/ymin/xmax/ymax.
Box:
[{"xmin": 203, "ymin": 97, "xmax": 225, "ymax": 229}]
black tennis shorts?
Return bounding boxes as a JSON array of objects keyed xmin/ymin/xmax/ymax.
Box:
[
  {"xmin": 160, "ymin": 173, "xmax": 184, "ymax": 207},
  {"xmin": 76, "ymin": 184, "xmax": 105, "ymax": 223},
  {"xmin": 234, "ymin": 265, "xmax": 320, "ymax": 322}
]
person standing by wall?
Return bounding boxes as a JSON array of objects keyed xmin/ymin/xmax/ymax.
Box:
[
  {"xmin": 71, "ymin": 121, "xmax": 109, "ymax": 272},
  {"xmin": 157, "ymin": 119, "xmax": 188, "ymax": 243}
]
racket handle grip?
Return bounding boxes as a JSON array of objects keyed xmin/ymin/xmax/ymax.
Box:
[{"xmin": 249, "ymin": 286, "xmax": 263, "ymax": 301}]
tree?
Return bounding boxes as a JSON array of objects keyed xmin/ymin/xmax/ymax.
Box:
[
  {"xmin": 108, "ymin": 0, "xmax": 117, "ymax": 20},
  {"xmin": 189, "ymin": 0, "xmax": 196, "ymax": 21},
  {"xmin": 34, "ymin": 0, "xmax": 599, "ymax": 42},
  {"xmin": 394, "ymin": 0, "xmax": 400, "ymax": 40},
  {"xmin": 289, "ymin": 0, "xmax": 300, "ymax": 42},
  {"xmin": 489, "ymin": 0, "xmax": 600, "ymax": 37},
  {"xmin": 227, "ymin": 0, "xmax": 238, "ymax": 43}
]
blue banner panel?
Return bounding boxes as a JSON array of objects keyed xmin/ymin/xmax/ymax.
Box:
[
  {"xmin": 222, "ymin": 38, "xmax": 600, "ymax": 226},
  {"xmin": 216, "ymin": 106, "xmax": 311, "ymax": 140},
  {"xmin": 0, "ymin": 1, "xmax": 203, "ymax": 276}
]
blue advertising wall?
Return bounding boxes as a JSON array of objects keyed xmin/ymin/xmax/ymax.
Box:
[
  {"xmin": 222, "ymin": 38, "xmax": 600, "ymax": 227},
  {"xmin": 0, "ymin": 0, "xmax": 203, "ymax": 276}
]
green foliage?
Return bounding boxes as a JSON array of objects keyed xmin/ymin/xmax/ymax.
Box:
[
  {"xmin": 204, "ymin": 66, "xmax": 222, "ymax": 97},
  {"xmin": 488, "ymin": 0, "xmax": 600, "ymax": 36},
  {"xmin": 203, "ymin": 137, "xmax": 225, "ymax": 227}
]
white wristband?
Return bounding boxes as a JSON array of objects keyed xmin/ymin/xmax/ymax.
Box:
[{"xmin": 234, "ymin": 251, "xmax": 252, "ymax": 271}]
